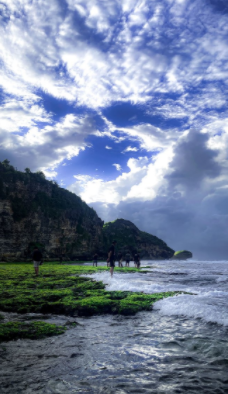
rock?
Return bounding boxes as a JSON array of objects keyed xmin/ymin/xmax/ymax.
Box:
[
  {"xmin": 0, "ymin": 163, "xmax": 104, "ymax": 261},
  {"xmin": 102, "ymin": 219, "xmax": 174, "ymax": 260},
  {"xmin": 170, "ymin": 250, "xmax": 193, "ymax": 260},
  {"xmin": 0, "ymin": 163, "xmax": 175, "ymax": 261}
]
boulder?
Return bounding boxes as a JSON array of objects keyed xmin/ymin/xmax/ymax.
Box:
[{"xmin": 170, "ymin": 250, "xmax": 192, "ymax": 260}]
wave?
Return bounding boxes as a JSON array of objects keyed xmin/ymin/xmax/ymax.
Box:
[{"xmin": 86, "ymin": 259, "xmax": 228, "ymax": 326}]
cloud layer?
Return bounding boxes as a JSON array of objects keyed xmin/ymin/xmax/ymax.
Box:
[{"xmin": 1, "ymin": 0, "xmax": 228, "ymax": 258}]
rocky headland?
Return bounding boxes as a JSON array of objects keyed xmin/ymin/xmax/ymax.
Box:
[
  {"xmin": 0, "ymin": 161, "xmax": 174, "ymax": 261},
  {"xmin": 102, "ymin": 219, "xmax": 174, "ymax": 260},
  {"xmin": 0, "ymin": 161, "xmax": 103, "ymax": 261}
]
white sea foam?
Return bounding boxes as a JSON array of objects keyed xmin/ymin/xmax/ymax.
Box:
[{"xmin": 86, "ymin": 259, "xmax": 228, "ymax": 326}]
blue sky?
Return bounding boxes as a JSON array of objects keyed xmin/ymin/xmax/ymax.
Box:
[{"xmin": 1, "ymin": 0, "xmax": 228, "ymax": 258}]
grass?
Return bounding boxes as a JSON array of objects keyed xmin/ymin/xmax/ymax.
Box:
[{"xmin": 0, "ymin": 262, "xmax": 181, "ymax": 341}]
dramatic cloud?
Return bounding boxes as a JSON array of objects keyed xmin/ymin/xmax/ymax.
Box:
[
  {"xmin": 0, "ymin": 114, "xmax": 97, "ymax": 176},
  {"xmin": 1, "ymin": 0, "xmax": 228, "ymax": 258},
  {"xmin": 87, "ymin": 130, "xmax": 227, "ymax": 259}
]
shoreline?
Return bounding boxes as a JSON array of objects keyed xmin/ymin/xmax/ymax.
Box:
[{"xmin": 0, "ymin": 262, "xmax": 179, "ymax": 342}]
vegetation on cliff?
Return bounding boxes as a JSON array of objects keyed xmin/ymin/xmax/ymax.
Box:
[
  {"xmin": 0, "ymin": 160, "xmax": 175, "ymax": 261},
  {"xmin": 103, "ymin": 219, "xmax": 174, "ymax": 259},
  {"xmin": 0, "ymin": 160, "xmax": 97, "ymax": 222},
  {"xmin": 0, "ymin": 160, "xmax": 103, "ymax": 260}
]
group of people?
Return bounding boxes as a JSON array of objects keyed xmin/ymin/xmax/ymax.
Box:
[
  {"xmin": 32, "ymin": 241, "xmax": 140, "ymax": 278},
  {"xmin": 93, "ymin": 240, "xmax": 141, "ymax": 277}
]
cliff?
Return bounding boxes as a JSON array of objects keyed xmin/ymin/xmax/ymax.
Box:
[
  {"xmin": 102, "ymin": 219, "xmax": 174, "ymax": 260},
  {"xmin": 0, "ymin": 161, "xmax": 175, "ymax": 261},
  {"xmin": 0, "ymin": 162, "xmax": 103, "ymax": 261}
]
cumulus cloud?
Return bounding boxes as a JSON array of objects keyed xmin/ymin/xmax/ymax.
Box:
[
  {"xmin": 1, "ymin": 0, "xmax": 228, "ymax": 114},
  {"xmin": 122, "ymin": 146, "xmax": 139, "ymax": 153},
  {"xmin": 2, "ymin": 0, "xmax": 228, "ymax": 259},
  {"xmin": 166, "ymin": 130, "xmax": 221, "ymax": 192},
  {"xmin": 69, "ymin": 148, "xmax": 174, "ymax": 204},
  {"xmin": 112, "ymin": 163, "xmax": 122, "ymax": 171},
  {"xmin": 87, "ymin": 129, "xmax": 228, "ymax": 259},
  {"xmin": 0, "ymin": 114, "xmax": 97, "ymax": 175}
]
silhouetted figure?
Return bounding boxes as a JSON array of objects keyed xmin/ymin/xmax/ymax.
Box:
[
  {"xmin": 32, "ymin": 247, "xmax": 42, "ymax": 276},
  {"xmin": 125, "ymin": 252, "xmax": 131, "ymax": 267},
  {"xmin": 118, "ymin": 252, "xmax": 123, "ymax": 267},
  {"xmin": 93, "ymin": 253, "xmax": 98, "ymax": 267},
  {"xmin": 134, "ymin": 253, "xmax": 140, "ymax": 269},
  {"xmin": 107, "ymin": 241, "xmax": 117, "ymax": 277}
]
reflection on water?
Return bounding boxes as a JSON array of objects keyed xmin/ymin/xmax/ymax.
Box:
[
  {"xmin": 1, "ymin": 311, "xmax": 228, "ymax": 393},
  {"xmin": 1, "ymin": 260, "xmax": 228, "ymax": 393}
]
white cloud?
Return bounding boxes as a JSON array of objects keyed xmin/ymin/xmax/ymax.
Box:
[
  {"xmin": 1, "ymin": 0, "xmax": 228, "ymax": 114},
  {"xmin": 0, "ymin": 98, "xmax": 50, "ymax": 133},
  {"xmin": 122, "ymin": 146, "xmax": 139, "ymax": 153},
  {"xmin": 105, "ymin": 145, "xmax": 112, "ymax": 149},
  {"xmin": 0, "ymin": 114, "xmax": 97, "ymax": 173},
  {"xmin": 113, "ymin": 163, "xmax": 122, "ymax": 171},
  {"xmin": 69, "ymin": 149, "xmax": 173, "ymax": 204}
]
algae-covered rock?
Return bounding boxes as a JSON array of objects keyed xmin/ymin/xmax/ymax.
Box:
[
  {"xmin": 171, "ymin": 250, "xmax": 193, "ymax": 260},
  {"xmin": 0, "ymin": 321, "xmax": 66, "ymax": 342},
  {"xmin": 102, "ymin": 219, "xmax": 174, "ymax": 260},
  {"xmin": 0, "ymin": 263, "xmax": 179, "ymax": 317}
]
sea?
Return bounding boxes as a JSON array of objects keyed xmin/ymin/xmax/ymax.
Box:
[{"xmin": 1, "ymin": 259, "xmax": 228, "ymax": 394}]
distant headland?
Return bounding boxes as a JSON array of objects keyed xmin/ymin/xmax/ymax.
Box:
[{"xmin": 0, "ymin": 160, "xmax": 190, "ymax": 261}]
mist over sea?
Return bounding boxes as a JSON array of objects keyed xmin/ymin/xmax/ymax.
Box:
[{"xmin": 1, "ymin": 260, "xmax": 228, "ymax": 393}]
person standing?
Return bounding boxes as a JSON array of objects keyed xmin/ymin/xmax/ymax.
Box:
[
  {"xmin": 134, "ymin": 253, "xmax": 140, "ymax": 269},
  {"xmin": 125, "ymin": 252, "xmax": 131, "ymax": 267},
  {"xmin": 93, "ymin": 253, "xmax": 98, "ymax": 267},
  {"xmin": 32, "ymin": 247, "xmax": 43, "ymax": 276},
  {"xmin": 107, "ymin": 241, "xmax": 117, "ymax": 277},
  {"xmin": 118, "ymin": 252, "xmax": 123, "ymax": 267}
]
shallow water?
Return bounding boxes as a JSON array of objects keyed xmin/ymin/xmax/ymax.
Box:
[
  {"xmin": 1, "ymin": 260, "xmax": 228, "ymax": 393},
  {"xmin": 88, "ymin": 259, "xmax": 228, "ymax": 326}
]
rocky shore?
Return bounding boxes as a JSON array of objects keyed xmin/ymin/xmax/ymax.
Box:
[{"xmin": 0, "ymin": 262, "xmax": 178, "ymax": 342}]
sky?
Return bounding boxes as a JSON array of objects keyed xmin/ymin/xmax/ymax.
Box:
[{"xmin": 1, "ymin": 0, "xmax": 228, "ymax": 259}]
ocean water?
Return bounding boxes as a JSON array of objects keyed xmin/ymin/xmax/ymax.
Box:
[
  {"xmin": 88, "ymin": 259, "xmax": 228, "ymax": 327},
  {"xmin": 1, "ymin": 260, "xmax": 228, "ymax": 393}
]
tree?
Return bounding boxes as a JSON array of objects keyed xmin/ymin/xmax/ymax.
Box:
[
  {"xmin": 2, "ymin": 159, "xmax": 10, "ymax": 167},
  {"xmin": 36, "ymin": 171, "xmax": 46, "ymax": 179},
  {"xmin": 25, "ymin": 168, "xmax": 31, "ymax": 174}
]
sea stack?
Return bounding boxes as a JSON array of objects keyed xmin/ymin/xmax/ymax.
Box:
[{"xmin": 170, "ymin": 250, "xmax": 193, "ymax": 260}]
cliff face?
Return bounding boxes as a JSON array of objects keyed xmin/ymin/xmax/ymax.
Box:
[
  {"xmin": 102, "ymin": 219, "xmax": 174, "ymax": 260},
  {"xmin": 0, "ymin": 164, "xmax": 103, "ymax": 261},
  {"xmin": 0, "ymin": 163, "xmax": 175, "ymax": 262}
]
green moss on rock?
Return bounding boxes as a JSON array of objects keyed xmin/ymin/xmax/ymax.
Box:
[
  {"xmin": 0, "ymin": 321, "xmax": 66, "ymax": 342},
  {"xmin": 172, "ymin": 250, "xmax": 193, "ymax": 260},
  {"xmin": 0, "ymin": 263, "xmax": 180, "ymax": 317}
]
